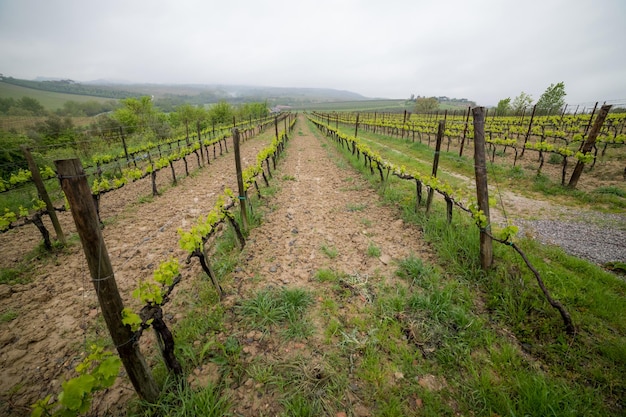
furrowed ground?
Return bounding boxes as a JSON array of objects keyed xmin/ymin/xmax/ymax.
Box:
[{"xmin": 1, "ymin": 115, "xmax": 625, "ymax": 416}]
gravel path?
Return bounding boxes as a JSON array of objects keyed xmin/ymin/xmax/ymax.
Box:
[
  {"xmin": 517, "ymin": 217, "xmax": 626, "ymax": 264},
  {"xmin": 492, "ymin": 191, "xmax": 626, "ymax": 267}
]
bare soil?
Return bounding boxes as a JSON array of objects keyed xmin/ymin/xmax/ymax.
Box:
[{"xmin": 0, "ymin": 132, "xmax": 273, "ymax": 416}]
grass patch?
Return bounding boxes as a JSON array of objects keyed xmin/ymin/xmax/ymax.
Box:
[
  {"xmin": 134, "ymin": 378, "xmax": 230, "ymax": 417},
  {"xmin": 346, "ymin": 202, "xmax": 367, "ymax": 212},
  {"xmin": 314, "ymin": 268, "xmax": 340, "ymax": 283},
  {"xmin": 320, "ymin": 243, "xmax": 339, "ymax": 259},
  {"xmin": 366, "ymin": 242, "xmax": 381, "ymax": 257},
  {"xmin": 238, "ymin": 287, "xmax": 313, "ymax": 334},
  {"xmin": 0, "ymin": 310, "xmax": 18, "ymax": 322}
]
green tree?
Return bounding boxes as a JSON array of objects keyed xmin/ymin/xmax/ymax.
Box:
[
  {"xmin": 511, "ymin": 91, "xmax": 533, "ymax": 115},
  {"xmin": 0, "ymin": 97, "xmax": 17, "ymax": 114},
  {"xmin": 30, "ymin": 116, "xmax": 76, "ymax": 146},
  {"xmin": 0, "ymin": 131, "xmax": 34, "ymax": 178},
  {"xmin": 415, "ymin": 97, "xmax": 439, "ymax": 113},
  {"xmin": 237, "ymin": 101, "xmax": 269, "ymax": 120},
  {"xmin": 208, "ymin": 100, "xmax": 234, "ymax": 124},
  {"xmin": 172, "ymin": 104, "xmax": 207, "ymax": 140},
  {"xmin": 113, "ymin": 96, "xmax": 157, "ymax": 134},
  {"xmin": 17, "ymin": 96, "xmax": 46, "ymax": 115},
  {"xmin": 495, "ymin": 98, "xmax": 511, "ymax": 116},
  {"xmin": 536, "ymin": 82, "xmax": 566, "ymax": 115}
]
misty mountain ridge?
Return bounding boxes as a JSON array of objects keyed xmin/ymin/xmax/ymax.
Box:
[{"xmin": 15, "ymin": 75, "xmax": 368, "ymax": 103}]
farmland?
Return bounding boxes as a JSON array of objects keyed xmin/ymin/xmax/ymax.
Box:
[{"xmin": 0, "ymin": 110, "xmax": 625, "ymax": 416}]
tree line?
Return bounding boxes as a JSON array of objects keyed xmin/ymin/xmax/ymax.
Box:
[{"xmin": 411, "ymin": 82, "xmax": 569, "ymax": 116}]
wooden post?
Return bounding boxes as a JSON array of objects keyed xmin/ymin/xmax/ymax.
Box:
[
  {"xmin": 54, "ymin": 158, "xmax": 159, "ymax": 403},
  {"xmin": 355, "ymin": 113, "xmax": 360, "ymax": 138},
  {"xmin": 232, "ymin": 128, "xmax": 248, "ymax": 229},
  {"xmin": 426, "ymin": 120, "xmax": 445, "ymax": 214},
  {"xmin": 197, "ymin": 121, "xmax": 204, "ymax": 165},
  {"xmin": 472, "ymin": 107, "xmax": 493, "ymax": 270},
  {"xmin": 459, "ymin": 106, "xmax": 471, "ymax": 157},
  {"xmin": 119, "ymin": 127, "xmax": 130, "ymax": 164},
  {"xmin": 582, "ymin": 102, "xmax": 598, "ymax": 138},
  {"xmin": 568, "ymin": 104, "xmax": 611, "ymax": 188},
  {"xmin": 520, "ymin": 105, "xmax": 536, "ymax": 157},
  {"xmin": 22, "ymin": 146, "xmax": 66, "ymax": 245}
]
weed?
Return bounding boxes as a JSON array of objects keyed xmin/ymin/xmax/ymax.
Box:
[
  {"xmin": 0, "ymin": 310, "xmax": 18, "ymax": 322},
  {"xmin": 346, "ymin": 202, "xmax": 367, "ymax": 212},
  {"xmin": 135, "ymin": 378, "xmax": 230, "ymax": 417},
  {"xmin": 594, "ymin": 186, "xmax": 625, "ymax": 198},
  {"xmin": 320, "ymin": 244, "xmax": 339, "ymax": 259},
  {"xmin": 366, "ymin": 242, "xmax": 381, "ymax": 257},
  {"xmin": 314, "ymin": 268, "xmax": 339, "ymax": 283},
  {"xmin": 239, "ymin": 287, "xmax": 313, "ymax": 333}
]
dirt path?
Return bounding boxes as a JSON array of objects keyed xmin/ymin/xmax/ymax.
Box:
[
  {"xmin": 0, "ymin": 130, "xmax": 275, "ymax": 416},
  {"xmin": 216, "ymin": 117, "xmax": 434, "ymax": 416}
]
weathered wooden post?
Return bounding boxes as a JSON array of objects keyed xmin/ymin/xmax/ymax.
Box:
[
  {"xmin": 520, "ymin": 105, "xmax": 537, "ymax": 157},
  {"xmin": 355, "ymin": 113, "xmax": 360, "ymax": 138},
  {"xmin": 568, "ymin": 104, "xmax": 612, "ymax": 188},
  {"xmin": 119, "ymin": 127, "xmax": 130, "ymax": 164},
  {"xmin": 426, "ymin": 120, "xmax": 445, "ymax": 214},
  {"xmin": 55, "ymin": 159, "xmax": 159, "ymax": 403},
  {"xmin": 459, "ymin": 106, "xmax": 471, "ymax": 157},
  {"xmin": 472, "ymin": 107, "xmax": 493, "ymax": 270},
  {"xmin": 232, "ymin": 128, "xmax": 248, "ymax": 229},
  {"xmin": 22, "ymin": 146, "xmax": 66, "ymax": 245},
  {"xmin": 197, "ymin": 121, "xmax": 205, "ymax": 165}
]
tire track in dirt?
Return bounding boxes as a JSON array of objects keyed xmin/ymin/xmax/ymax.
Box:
[
  {"xmin": 222, "ymin": 116, "xmax": 434, "ymax": 416},
  {"xmin": 0, "ymin": 130, "xmax": 275, "ymax": 416}
]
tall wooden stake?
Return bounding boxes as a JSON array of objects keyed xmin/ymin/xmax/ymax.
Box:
[
  {"xmin": 426, "ymin": 120, "xmax": 445, "ymax": 214},
  {"xmin": 520, "ymin": 105, "xmax": 537, "ymax": 157},
  {"xmin": 22, "ymin": 146, "xmax": 66, "ymax": 245},
  {"xmin": 472, "ymin": 107, "xmax": 493, "ymax": 270},
  {"xmin": 568, "ymin": 104, "xmax": 612, "ymax": 188},
  {"xmin": 459, "ymin": 106, "xmax": 471, "ymax": 157},
  {"xmin": 232, "ymin": 128, "xmax": 248, "ymax": 229},
  {"xmin": 55, "ymin": 159, "xmax": 159, "ymax": 403}
]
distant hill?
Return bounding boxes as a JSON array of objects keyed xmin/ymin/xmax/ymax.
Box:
[
  {"xmin": 0, "ymin": 81, "xmax": 119, "ymax": 110},
  {"xmin": 0, "ymin": 75, "xmax": 369, "ymax": 111},
  {"xmin": 1, "ymin": 75, "xmax": 476, "ymax": 113}
]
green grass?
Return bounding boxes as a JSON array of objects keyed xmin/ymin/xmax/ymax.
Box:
[
  {"xmin": 366, "ymin": 242, "xmax": 381, "ymax": 257},
  {"xmin": 320, "ymin": 243, "xmax": 339, "ymax": 259},
  {"xmin": 346, "ymin": 202, "xmax": 368, "ymax": 212},
  {"xmin": 134, "ymin": 378, "xmax": 230, "ymax": 417},
  {"xmin": 308, "ymin": 117, "xmax": 626, "ymax": 415},
  {"xmin": 238, "ymin": 287, "xmax": 314, "ymax": 333},
  {"xmin": 0, "ymin": 310, "xmax": 18, "ymax": 322}
]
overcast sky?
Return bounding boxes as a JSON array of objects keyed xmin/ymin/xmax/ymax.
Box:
[{"xmin": 1, "ymin": 0, "xmax": 624, "ymax": 106}]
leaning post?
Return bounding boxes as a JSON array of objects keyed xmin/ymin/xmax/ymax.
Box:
[
  {"xmin": 232, "ymin": 128, "xmax": 248, "ymax": 229},
  {"xmin": 22, "ymin": 146, "xmax": 66, "ymax": 245},
  {"xmin": 55, "ymin": 158, "xmax": 159, "ymax": 403}
]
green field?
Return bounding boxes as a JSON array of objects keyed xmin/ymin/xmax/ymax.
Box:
[{"xmin": 0, "ymin": 81, "xmax": 117, "ymax": 111}]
